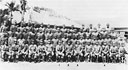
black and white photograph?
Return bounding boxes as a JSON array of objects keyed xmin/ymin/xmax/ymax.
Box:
[{"xmin": 0, "ymin": 0, "xmax": 128, "ymax": 70}]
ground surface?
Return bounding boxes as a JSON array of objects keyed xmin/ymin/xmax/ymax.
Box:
[{"xmin": 0, "ymin": 61, "xmax": 128, "ymax": 70}]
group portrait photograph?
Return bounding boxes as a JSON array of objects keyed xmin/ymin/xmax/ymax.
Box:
[{"xmin": 0, "ymin": 0, "xmax": 128, "ymax": 70}]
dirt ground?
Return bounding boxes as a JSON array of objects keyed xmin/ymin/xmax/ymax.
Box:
[{"xmin": 0, "ymin": 62, "xmax": 128, "ymax": 70}]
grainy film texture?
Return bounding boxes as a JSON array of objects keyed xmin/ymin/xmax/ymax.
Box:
[{"xmin": 0, "ymin": 0, "xmax": 128, "ymax": 70}]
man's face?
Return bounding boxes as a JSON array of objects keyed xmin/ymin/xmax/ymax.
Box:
[
  {"xmin": 4, "ymin": 21, "xmax": 7, "ymax": 25},
  {"xmin": 126, "ymin": 39, "xmax": 128, "ymax": 43}
]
